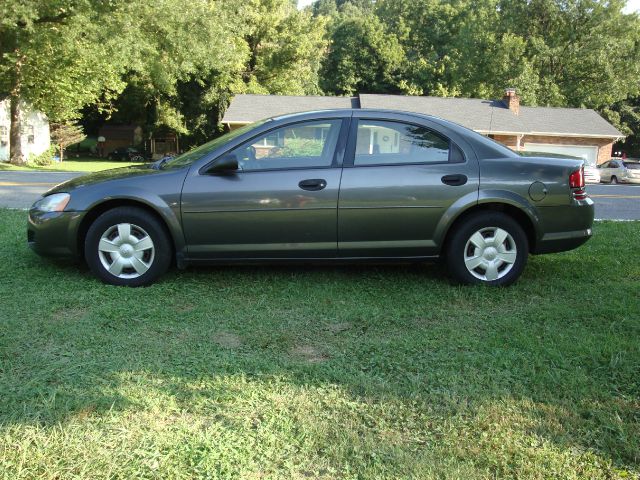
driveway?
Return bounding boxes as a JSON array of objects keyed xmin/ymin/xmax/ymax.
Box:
[
  {"xmin": 587, "ymin": 183, "xmax": 640, "ymax": 220},
  {"xmin": 1, "ymin": 171, "xmax": 639, "ymax": 220}
]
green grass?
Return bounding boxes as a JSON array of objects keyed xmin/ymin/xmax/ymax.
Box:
[
  {"xmin": 0, "ymin": 159, "xmax": 144, "ymax": 172},
  {"xmin": 0, "ymin": 209, "xmax": 638, "ymax": 479}
]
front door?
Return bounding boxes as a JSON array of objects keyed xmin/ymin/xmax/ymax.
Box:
[
  {"xmin": 338, "ymin": 116, "xmax": 479, "ymax": 257},
  {"xmin": 181, "ymin": 118, "xmax": 347, "ymax": 259}
]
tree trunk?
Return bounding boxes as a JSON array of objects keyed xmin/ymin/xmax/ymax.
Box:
[
  {"xmin": 59, "ymin": 144, "xmax": 64, "ymax": 162},
  {"xmin": 9, "ymin": 94, "xmax": 25, "ymax": 165}
]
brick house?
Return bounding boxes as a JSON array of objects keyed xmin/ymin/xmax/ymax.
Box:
[{"xmin": 222, "ymin": 90, "xmax": 622, "ymax": 166}]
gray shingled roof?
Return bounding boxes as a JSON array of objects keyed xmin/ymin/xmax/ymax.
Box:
[
  {"xmin": 222, "ymin": 93, "xmax": 622, "ymax": 138},
  {"xmin": 223, "ymin": 94, "xmax": 358, "ymax": 123}
]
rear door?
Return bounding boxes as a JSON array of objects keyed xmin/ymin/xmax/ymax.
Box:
[{"xmin": 337, "ymin": 113, "xmax": 479, "ymax": 257}]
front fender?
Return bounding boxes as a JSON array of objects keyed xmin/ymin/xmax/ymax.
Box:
[{"xmin": 74, "ymin": 186, "xmax": 186, "ymax": 256}]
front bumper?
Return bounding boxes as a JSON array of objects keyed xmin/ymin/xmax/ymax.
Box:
[
  {"xmin": 28, "ymin": 209, "xmax": 85, "ymax": 258},
  {"xmin": 619, "ymin": 176, "xmax": 640, "ymax": 184}
]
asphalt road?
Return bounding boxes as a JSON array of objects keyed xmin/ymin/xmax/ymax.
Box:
[{"xmin": 1, "ymin": 171, "xmax": 639, "ymax": 220}]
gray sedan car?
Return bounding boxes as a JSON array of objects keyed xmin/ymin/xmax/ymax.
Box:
[
  {"xmin": 597, "ymin": 159, "xmax": 640, "ymax": 184},
  {"xmin": 28, "ymin": 109, "xmax": 594, "ymax": 286}
]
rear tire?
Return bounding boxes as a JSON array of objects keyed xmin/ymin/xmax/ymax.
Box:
[
  {"xmin": 611, "ymin": 176, "xmax": 618, "ymax": 184},
  {"xmin": 84, "ymin": 207, "xmax": 172, "ymax": 286},
  {"xmin": 445, "ymin": 212, "xmax": 528, "ymax": 286}
]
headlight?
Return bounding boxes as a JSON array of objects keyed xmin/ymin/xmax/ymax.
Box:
[{"xmin": 33, "ymin": 193, "xmax": 71, "ymax": 212}]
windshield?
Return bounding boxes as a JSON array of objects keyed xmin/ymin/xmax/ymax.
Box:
[
  {"xmin": 161, "ymin": 121, "xmax": 266, "ymax": 169},
  {"xmin": 623, "ymin": 161, "xmax": 640, "ymax": 169}
]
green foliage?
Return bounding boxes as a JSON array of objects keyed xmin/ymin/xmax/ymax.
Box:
[
  {"xmin": 279, "ymin": 137, "xmax": 324, "ymax": 157},
  {"xmin": 321, "ymin": 13, "xmax": 406, "ymax": 95},
  {"xmin": 0, "ymin": 208, "xmax": 639, "ymax": 477},
  {"xmin": 27, "ymin": 145, "xmax": 55, "ymax": 166}
]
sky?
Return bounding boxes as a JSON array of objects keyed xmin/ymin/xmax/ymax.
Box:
[
  {"xmin": 297, "ymin": 0, "xmax": 640, "ymax": 12},
  {"xmin": 624, "ymin": 0, "xmax": 640, "ymax": 13},
  {"xmin": 297, "ymin": 0, "xmax": 315, "ymax": 8}
]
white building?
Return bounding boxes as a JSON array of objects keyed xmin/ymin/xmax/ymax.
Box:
[{"xmin": 0, "ymin": 99, "xmax": 50, "ymax": 162}]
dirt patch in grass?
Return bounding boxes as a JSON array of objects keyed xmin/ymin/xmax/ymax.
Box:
[
  {"xmin": 212, "ymin": 331, "xmax": 243, "ymax": 349},
  {"xmin": 291, "ymin": 345, "xmax": 330, "ymax": 363},
  {"xmin": 51, "ymin": 307, "xmax": 87, "ymax": 322},
  {"xmin": 327, "ymin": 322, "xmax": 353, "ymax": 334}
]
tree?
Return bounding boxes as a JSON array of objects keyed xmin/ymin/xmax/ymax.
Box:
[
  {"xmin": 321, "ymin": 13, "xmax": 406, "ymax": 95},
  {"xmin": 0, "ymin": 1, "xmax": 132, "ymax": 164},
  {"xmin": 50, "ymin": 123, "xmax": 86, "ymax": 162},
  {"xmin": 91, "ymin": 0, "xmax": 329, "ymax": 148}
]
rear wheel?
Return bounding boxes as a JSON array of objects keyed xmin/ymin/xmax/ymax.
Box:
[
  {"xmin": 85, "ymin": 207, "xmax": 171, "ymax": 286},
  {"xmin": 611, "ymin": 176, "xmax": 618, "ymax": 184},
  {"xmin": 445, "ymin": 212, "xmax": 528, "ymax": 286}
]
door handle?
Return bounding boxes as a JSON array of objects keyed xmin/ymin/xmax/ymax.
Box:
[
  {"xmin": 298, "ymin": 179, "xmax": 327, "ymax": 191},
  {"xmin": 441, "ymin": 174, "xmax": 468, "ymax": 186}
]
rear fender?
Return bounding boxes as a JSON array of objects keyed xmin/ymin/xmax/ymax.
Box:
[{"xmin": 433, "ymin": 189, "xmax": 541, "ymax": 249}]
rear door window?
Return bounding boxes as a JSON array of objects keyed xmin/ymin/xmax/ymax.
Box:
[{"xmin": 352, "ymin": 120, "xmax": 462, "ymax": 166}]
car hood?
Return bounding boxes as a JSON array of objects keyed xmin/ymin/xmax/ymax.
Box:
[{"xmin": 46, "ymin": 165, "xmax": 162, "ymax": 195}]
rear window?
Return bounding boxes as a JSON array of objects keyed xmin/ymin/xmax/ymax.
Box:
[{"xmin": 623, "ymin": 162, "xmax": 640, "ymax": 169}]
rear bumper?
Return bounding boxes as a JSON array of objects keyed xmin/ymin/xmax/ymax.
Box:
[
  {"xmin": 28, "ymin": 209, "xmax": 84, "ymax": 259},
  {"xmin": 533, "ymin": 198, "xmax": 594, "ymax": 254}
]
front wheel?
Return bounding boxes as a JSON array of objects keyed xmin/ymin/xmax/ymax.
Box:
[
  {"xmin": 84, "ymin": 207, "xmax": 172, "ymax": 286},
  {"xmin": 445, "ymin": 212, "xmax": 528, "ymax": 286},
  {"xmin": 611, "ymin": 176, "xmax": 618, "ymax": 184}
]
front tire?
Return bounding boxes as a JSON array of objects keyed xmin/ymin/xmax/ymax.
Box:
[
  {"xmin": 445, "ymin": 212, "xmax": 528, "ymax": 286},
  {"xmin": 611, "ymin": 176, "xmax": 618, "ymax": 184},
  {"xmin": 84, "ymin": 207, "xmax": 172, "ymax": 286}
]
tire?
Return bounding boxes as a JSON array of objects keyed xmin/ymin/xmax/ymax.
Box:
[
  {"xmin": 445, "ymin": 212, "xmax": 528, "ymax": 286},
  {"xmin": 84, "ymin": 207, "xmax": 172, "ymax": 286},
  {"xmin": 611, "ymin": 176, "xmax": 618, "ymax": 184}
]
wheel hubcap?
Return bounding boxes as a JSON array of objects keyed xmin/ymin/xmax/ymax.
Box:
[
  {"xmin": 98, "ymin": 223, "xmax": 155, "ymax": 279},
  {"xmin": 463, "ymin": 227, "xmax": 517, "ymax": 282}
]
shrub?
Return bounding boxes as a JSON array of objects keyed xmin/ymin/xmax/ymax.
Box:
[{"xmin": 28, "ymin": 146, "xmax": 56, "ymax": 166}]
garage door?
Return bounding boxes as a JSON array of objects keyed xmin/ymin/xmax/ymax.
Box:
[{"xmin": 522, "ymin": 143, "xmax": 598, "ymax": 166}]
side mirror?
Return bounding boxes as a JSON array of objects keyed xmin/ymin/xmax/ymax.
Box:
[{"xmin": 207, "ymin": 154, "xmax": 239, "ymax": 174}]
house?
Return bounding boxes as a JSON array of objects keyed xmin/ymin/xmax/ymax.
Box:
[
  {"xmin": 97, "ymin": 124, "xmax": 180, "ymax": 159},
  {"xmin": 97, "ymin": 124, "xmax": 144, "ymax": 157},
  {"xmin": 222, "ymin": 90, "xmax": 623, "ymax": 166},
  {"xmin": 0, "ymin": 99, "xmax": 50, "ymax": 162}
]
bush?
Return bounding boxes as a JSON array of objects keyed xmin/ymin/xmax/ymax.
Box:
[{"xmin": 28, "ymin": 146, "xmax": 56, "ymax": 166}]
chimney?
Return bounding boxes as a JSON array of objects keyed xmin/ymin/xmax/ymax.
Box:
[{"xmin": 503, "ymin": 88, "xmax": 520, "ymax": 115}]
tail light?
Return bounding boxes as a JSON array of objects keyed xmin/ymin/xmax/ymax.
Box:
[{"xmin": 569, "ymin": 166, "xmax": 587, "ymax": 200}]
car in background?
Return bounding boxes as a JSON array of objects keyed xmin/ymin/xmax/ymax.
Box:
[
  {"xmin": 598, "ymin": 159, "xmax": 640, "ymax": 184},
  {"xmin": 584, "ymin": 165, "xmax": 601, "ymax": 184},
  {"xmin": 108, "ymin": 147, "xmax": 146, "ymax": 162},
  {"xmin": 28, "ymin": 109, "xmax": 594, "ymax": 287}
]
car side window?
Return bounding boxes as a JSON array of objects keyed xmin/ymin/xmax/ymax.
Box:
[
  {"xmin": 228, "ymin": 120, "xmax": 342, "ymax": 171},
  {"xmin": 610, "ymin": 161, "xmax": 619, "ymax": 168},
  {"xmin": 353, "ymin": 120, "xmax": 461, "ymax": 166}
]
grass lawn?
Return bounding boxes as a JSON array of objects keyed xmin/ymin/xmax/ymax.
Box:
[
  {"xmin": 0, "ymin": 158, "xmax": 144, "ymax": 173},
  {"xmin": 0, "ymin": 209, "xmax": 638, "ymax": 479}
]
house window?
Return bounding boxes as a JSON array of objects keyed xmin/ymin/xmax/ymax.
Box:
[
  {"xmin": 21, "ymin": 125, "xmax": 35, "ymax": 144},
  {"xmin": 0, "ymin": 126, "xmax": 7, "ymax": 147}
]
